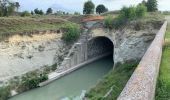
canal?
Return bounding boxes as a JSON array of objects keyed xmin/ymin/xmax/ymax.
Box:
[{"xmin": 9, "ymin": 56, "xmax": 113, "ymax": 100}]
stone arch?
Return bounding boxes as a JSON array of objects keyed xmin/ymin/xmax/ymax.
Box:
[{"xmin": 87, "ymin": 36, "xmax": 114, "ymax": 62}]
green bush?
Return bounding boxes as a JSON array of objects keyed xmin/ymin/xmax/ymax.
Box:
[
  {"xmin": 136, "ymin": 4, "xmax": 147, "ymax": 18},
  {"xmin": 0, "ymin": 86, "xmax": 11, "ymax": 100},
  {"xmin": 119, "ymin": 6, "xmax": 137, "ymax": 20},
  {"xmin": 20, "ymin": 11, "xmax": 31, "ymax": 17},
  {"xmin": 17, "ymin": 72, "xmax": 48, "ymax": 92},
  {"xmin": 62, "ymin": 23, "xmax": 80, "ymax": 42},
  {"xmin": 104, "ymin": 15, "xmax": 113, "ymax": 29},
  {"xmin": 112, "ymin": 5, "xmax": 147, "ymax": 29},
  {"xmin": 39, "ymin": 74, "xmax": 48, "ymax": 83},
  {"xmin": 51, "ymin": 63, "xmax": 57, "ymax": 71},
  {"xmin": 118, "ymin": 5, "xmax": 147, "ymax": 20}
]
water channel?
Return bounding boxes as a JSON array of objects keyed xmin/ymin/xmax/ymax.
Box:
[{"xmin": 9, "ymin": 56, "xmax": 113, "ymax": 100}]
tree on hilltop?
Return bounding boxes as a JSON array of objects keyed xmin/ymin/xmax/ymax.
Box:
[
  {"xmin": 83, "ymin": 0, "xmax": 95, "ymax": 14},
  {"xmin": 46, "ymin": 8, "xmax": 53, "ymax": 15},
  {"xmin": 96, "ymin": 4, "xmax": 108, "ymax": 14}
]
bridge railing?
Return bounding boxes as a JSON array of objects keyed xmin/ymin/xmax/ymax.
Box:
[{"xmin": 117, "ymin": 21, "xmax": 167, "ymax": 100}]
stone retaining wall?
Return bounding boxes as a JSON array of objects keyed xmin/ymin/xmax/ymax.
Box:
[{"xmin": 117, "ymin": 21, "xmax": 167, "ymax": 100}]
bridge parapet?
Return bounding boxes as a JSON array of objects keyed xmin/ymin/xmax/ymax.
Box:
[{"xmin": 117, "ymin": 21, "xmax": 167, "ymax": 100}]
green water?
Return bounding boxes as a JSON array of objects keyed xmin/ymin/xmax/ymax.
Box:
[{"xmin": 9, "ymin": 56, "xmax": 113, "ymax": 100}]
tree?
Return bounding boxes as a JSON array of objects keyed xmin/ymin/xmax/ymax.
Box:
[
  {"xmin": 7, "ymin": 3, "xmax": 15, "ymax": 16},
  {"xmin": 15, "ymin": 2, "xmax": 20, "ymax": 12},
  {"xmin": 96, "ymin": 4, "xmax": 108, "ymax": 14},
  {"xmin": 142, "ymin": 0, "xmax": 147, "ymax": 6},
  {"xmin": 46, "ymin": 8, "xmax": 52, "ymax": 15},
  {"xmin": 34, "ymin": 8, "xmax": 44, "ymax": 15},
  {"xmin": 0, "ymin": 0, "xmax": 16, "ymax": 16},
  {"xmin": 83, "ymin": 0, "xmax": 95, "ymax": 14},
  {"xmin": 146, "ymin": 0, "xmax": 158, "ymax": 12},
  {"xmin": 39, "ymin": 10, "xmax": 44, "ymax": 15},
  {"xmin": 34, "ymin": 8, "xmax": 39, "ymax": 14},
  {"xmin": 31, "ymin": 11, "xmax": 34, "ymax": 15}
]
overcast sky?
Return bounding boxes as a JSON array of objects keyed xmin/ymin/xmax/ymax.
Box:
[{"xmin": 13, "ymin": 0, "xmax": 170, "ymax": 13}]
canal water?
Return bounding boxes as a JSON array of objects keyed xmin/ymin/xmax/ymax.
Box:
[{"xmin": 9, "ymin": 56, "xmax": 113, "ymax": 100}]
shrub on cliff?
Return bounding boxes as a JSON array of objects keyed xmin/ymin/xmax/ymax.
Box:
[
  {"xmin": 104, "ymin": 15, "xmax": 114, "ymax": 29},
  {"xmin": 62, "ymin": 23, "xmax": 80, "ymax": 43},
  {"xmin": 17, "ymin": 72, "xmax": 48, "ymax": 92},
  {"xmin": 113, "ymin": 5, "xmax": 147, "ymax": 29},
  {"xmin": 0, "ymin": 86, "xmax": 11, "ymax": 100}
]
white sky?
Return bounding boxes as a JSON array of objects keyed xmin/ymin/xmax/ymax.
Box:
[{"xmin": 13, "ymin": 0, "xmax": 170, "ymax": 13}]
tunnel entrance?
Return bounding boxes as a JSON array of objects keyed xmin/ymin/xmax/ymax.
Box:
[{"xmin": 87, "ymin": 36, "xmax": 114, "ymax": 62}]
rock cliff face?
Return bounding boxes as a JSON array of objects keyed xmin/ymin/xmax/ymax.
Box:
[{"xmin": 0, "ymin": 31, "xmax": 70, "ymax": 82}]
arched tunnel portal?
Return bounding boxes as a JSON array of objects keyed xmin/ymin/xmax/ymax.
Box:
[{"xmin": 87, "ymin": 36, "xmax": 114, "ymax": 63}]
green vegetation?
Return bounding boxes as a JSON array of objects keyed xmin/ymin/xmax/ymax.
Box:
[
  {"xmin": 136, "ymin": 4, "xmax": 147, "ymax": 18},
  {"xmin": 85, "ymin": 61, "xmax": 139, "ymax": 100},
  {"xmin": 119, "ymin": 5, "xmax": 147, "ymax": 20},
  {"xmin": 20, "ymin": 11, "xmax": 31, "ymax": 17},
  {"xmin": 146, "ymin": 0, "xmax": 158, "ymax": 12},
  {"xmin": 155, "ymin": 24, "xmax": 170, "ymax": 100},
  {"xmin": 46, "ymin": 8, "xmax": 53, "ymax": 15},
  {"xmin": 0, "ymin": 86, "xmax": 11, "ymax": 100},
  {"xmin": 0, "ymin": 17, "xmax": 67, "ymax": 40},
  {"xmin": 104, "ymin": 15, "xmax": 114, "ymax": 29},
  {"xmin": 62, "ymin": 23, "xmax": 80, "ymax": 42},
  {"xmin": 17, "ymin": 71, "xmax": 48, "ymax": 92},
  {"xmin": 34, "ymin": 8, "xmax": 44, "ymax": 15},
  {"xmin": 83, "ymin": 1, "xmax": 95, "ymax": 14},
  {"xmin": 96, "ymin": 4, "xmax": 108, "ymax": 14},
  {"xmin": 162, "ymin": 11, "xmax": 170, "ymax": 15},
  {"xmin": 105, "ymin": 5, "xmax": 147, "ymax": 29},
  {"xmin": 0, "ymin": 0, "xmax": 20, "ymax": 17},
  {"xmin": 0, "ymin": 16, "xmax": 81, "ymax": 42}
]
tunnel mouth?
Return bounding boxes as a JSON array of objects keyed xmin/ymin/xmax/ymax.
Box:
[{"xmin": 87, "ymin": 36, "xmax": 114, "ymax": 61}]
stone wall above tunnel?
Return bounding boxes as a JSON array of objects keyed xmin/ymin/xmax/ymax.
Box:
[{"xmin": 88, "ymin": 21, "xmax": 160, "ymax": 65}]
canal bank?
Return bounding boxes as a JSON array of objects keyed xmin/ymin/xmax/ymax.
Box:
[{"xmin": 8, "ymin": 56, "xmax": 113, "ymax": 100}]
